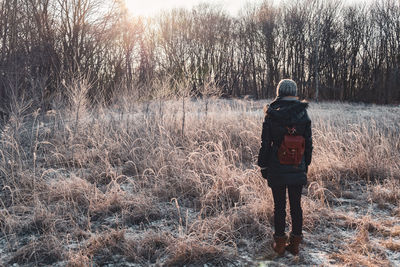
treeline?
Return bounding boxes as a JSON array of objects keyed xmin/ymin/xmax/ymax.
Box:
[{"xmin": 0, "ymin": 0, "xmax": 399, "ymax": 114}]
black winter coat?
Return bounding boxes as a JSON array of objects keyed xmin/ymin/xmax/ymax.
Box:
[{"xmin": 257, "ymin": 97, "xmax": 313, "ymax": 187}]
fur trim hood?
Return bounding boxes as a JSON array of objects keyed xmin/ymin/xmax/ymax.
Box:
[{"xmin": 265, "ymin": 97, "xmax": 310, "ymax": 123}]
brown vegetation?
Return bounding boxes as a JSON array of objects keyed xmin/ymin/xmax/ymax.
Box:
[{"xmin": 0, "ymin": 90, "xmax": 399, "ymax": 265}]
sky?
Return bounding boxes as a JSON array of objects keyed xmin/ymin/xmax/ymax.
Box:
[
  {"xmin": 124, "ymin": 0, "xmax": 370, "ymax": 17},
  {"xmin": 124, "ymin": 0, "xmax": 246, "ymax": 17}
]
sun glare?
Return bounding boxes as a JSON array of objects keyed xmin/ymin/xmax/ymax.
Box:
[
  {"xmin": 124, "ymin": 0, "xmax": 243, "ymax": 17},
  {"xmin": 124, "ymin": 0, "xmax": 191, "ymax": 17}
]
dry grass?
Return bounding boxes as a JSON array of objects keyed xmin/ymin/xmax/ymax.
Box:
[{"xmin": 0, "ymin": 92, "xmax": 399, "ymax": 266}]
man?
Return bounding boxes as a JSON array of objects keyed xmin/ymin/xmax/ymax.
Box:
[{"xmin": 258, "ymin": 79, "xmax": 313, "ymax": 256}]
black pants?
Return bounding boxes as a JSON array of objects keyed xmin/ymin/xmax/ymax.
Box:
[{"xmin": 271, "ymin": 185, "xmax": 303, "ymax": 236}]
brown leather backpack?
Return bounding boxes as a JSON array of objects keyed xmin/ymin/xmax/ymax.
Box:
[{"xmin": 277, "ymin": 126, "xmax": 305, "ymax": 165}]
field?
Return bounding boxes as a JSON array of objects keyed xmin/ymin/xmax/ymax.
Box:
[{"xmin": 0, "ymin": 96, "xmax": 399, "ymax": 266}]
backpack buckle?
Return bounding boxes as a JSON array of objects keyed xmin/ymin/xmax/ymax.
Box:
[{"xmin": 287, "ymin": 127, "xmax": 296, "ymax": 135}]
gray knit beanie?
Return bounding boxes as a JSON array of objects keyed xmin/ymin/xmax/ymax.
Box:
[{"xmin": 276, "ymin": 79, "xmax": 297, "ymax": 97}]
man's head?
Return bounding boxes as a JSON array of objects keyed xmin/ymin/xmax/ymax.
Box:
[{"xmin": 276, "ymin": 79, "xmax": 297, "ymax": 97}]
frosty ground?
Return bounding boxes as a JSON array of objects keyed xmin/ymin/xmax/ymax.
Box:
[{"xmin": 0, "ymin": 98, "xmax": 399, "ymax": 266}]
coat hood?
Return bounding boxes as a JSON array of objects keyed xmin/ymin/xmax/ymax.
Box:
[{"xmin": 266, "ymin": 97, "xmax": 310, "ymax": 123}]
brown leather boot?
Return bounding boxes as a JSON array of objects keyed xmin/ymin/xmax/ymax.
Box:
[
  {"xmin": 285, "ymin": 234, "xmax": 302, "ymax": 255},
  {"xmin": 272, "ymin": 234, "xmax": 287, "ymax": 256}
]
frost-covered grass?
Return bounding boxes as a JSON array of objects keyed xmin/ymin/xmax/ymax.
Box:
[{"xmin": 0, "ymin": 96, "xmax": 399, "ymax": 266}]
